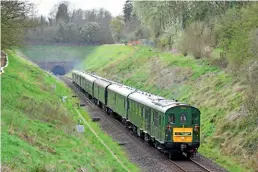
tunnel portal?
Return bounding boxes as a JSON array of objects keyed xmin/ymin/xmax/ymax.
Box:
[{"xmin": 52, "ymin": 65, "xmax": 66, "ymax": 75}]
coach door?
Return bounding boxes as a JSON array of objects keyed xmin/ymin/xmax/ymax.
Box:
[
  {"xmin": 153, "ymin": 111, "xmax": 160, "ymax": 139},
  {"xmin": 145, "ymin": 107, "xmax": 151, "ymax": 133},
  {"xmin": 140, "ymin": 106, "xmax": 144, "ymax": 129}
]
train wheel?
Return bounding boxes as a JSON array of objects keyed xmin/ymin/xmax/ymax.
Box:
[
  {"xmin": 133, "ymin": 125, "xmax": 137, "ymax": 134},
  {"xmin": 168, "ymin": 153, "xmax": 172, "ymax": 159},
  {"xmin": 164, "ymin": 151, "xmax": 169, "ymax": 158},
  {"xmin": 148, "ymin": 139, "xmax": 154, "ymax": 146},
  {"xmin": 154, "ymin": 141, "xmax": 158, "ymax": 149},
  {"xmin": 186, "ymin": 153, "xmax": 191, "ymax": 160},
  {"xmin": 140, "ymin": 131, "xmax": 144, "ymax": 140},
  {"xmin": 144, "ymin": 133, "xmax": 149, "ymax": 142},
  {"xmin": 136, "ymin": 128, "xmax": 141, "ymax": 137}
]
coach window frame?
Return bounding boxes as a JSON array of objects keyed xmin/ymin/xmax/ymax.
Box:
[
  {"xmin": 141, "ymin": 106, "xmax": 144, "ymax": 118},
  {"xmin": 158, "ymin": 113, "xmax": 162, "ymax": 126},
  {"xmin": 153, "ymin": 111, "xmax": 159, "ymax": 126}
]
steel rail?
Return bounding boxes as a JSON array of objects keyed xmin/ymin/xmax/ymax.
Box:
[
  {"xmin": 170, "ymin": 159, "xmax": 212, "ymax": 172},
  {"xmin": 190, "ymin": 158, "xmax": 212, "ymax": 172}
]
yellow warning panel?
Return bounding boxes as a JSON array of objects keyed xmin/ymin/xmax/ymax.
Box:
[{"xmin": 173, "ymin": 128, "xmax": 193, "ymax": 143}]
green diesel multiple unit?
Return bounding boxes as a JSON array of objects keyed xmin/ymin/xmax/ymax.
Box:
[{"xmin": 72, "ymin": 70, "xmax": 201, "ymax": 158}]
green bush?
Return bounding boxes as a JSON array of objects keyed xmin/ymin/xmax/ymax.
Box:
[
  {"xmin": 215, "ymin": 4, "xmax": 258, "ymax": 122},
  {"xmin": 157, "ymin": 26, "xmax": 179, "ymax": 50},
  {"xmin": 178, "ymin": 21, "xmax": 215, "ymax": 59},
  {"xmin": 215, "ymin": 4, "xmax": 258, "ymax": 68}
]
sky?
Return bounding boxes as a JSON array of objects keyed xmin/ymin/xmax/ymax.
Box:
[{"xmin": 30, "ymin": 0, "xmax": 126, "ymax": 17}]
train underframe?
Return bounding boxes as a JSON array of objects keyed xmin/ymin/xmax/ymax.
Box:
[
  {"xmin": 73, "ymin": 82, "xmax": 199, "ymax": 159},
  {"xmin": 124, "ymin": 121, "xmax": 200, "ymax": 159}
]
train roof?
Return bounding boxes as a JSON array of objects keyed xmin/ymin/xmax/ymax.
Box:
[
  {"xmin": 73, "ymin": 70, "xmax": 98, "ymax": 83},
  {"xmin": 74, "ymin": 70, "xmax": 199, "ymax": 113},
  {"xmin": 94, "ymin": 78, "xmax": 112, "ymax": 88},
  {"xmin": 128, "ymin": 90, "xmax": 189, "ymax": 113},
  {"xmin": 82, "ymin": 73, "xmax": 97, "ymax": 83},
  {"xmin": 72, "ymin": 70, "xmax": 82, "ymax": 75},
  {"xmin": 89, "ymin": 73, "xmax": 119, "ymax": 84},
  {"xmin": 107, "ymin": 83, "xmax": 136, "ymax": 97}
]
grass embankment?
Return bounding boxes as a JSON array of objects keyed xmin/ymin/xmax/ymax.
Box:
[
  {"xmin": 19, "ymin": 45, "xmax": 133, "ymax": 66},
  {"xmin": 19, "ymin": 45, "xmax": 97, "ymax": 61},
  {"xmin": 19, "ymin": 45, "xmax": 258, "ymax": 172},
  {"xmin": 1, "ymin": 50, "xmax": 139, "ymax": 171},
  {"xmin": 79, "ymin": 45, "xmax": 256, "ymax": 172}
]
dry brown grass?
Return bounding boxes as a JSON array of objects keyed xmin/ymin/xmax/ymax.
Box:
[
  {"xmin": 1, "ymin": 165, "xmax": 13, "ymax": 172},
  {"xmin": 245, "ymin": 61, "xmax": 258, "ymax": 116},
  {"xmin": 148, "ymin": 57, "xmax": 192, "ymax": 89}
]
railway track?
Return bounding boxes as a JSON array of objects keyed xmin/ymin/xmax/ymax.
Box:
[
  {"xmin": 60, "ymin": 76, "xmax": 223, "ymax": 172},
  {"xmin": 61, "ymin": 76, "xmax": 94, "ymax": 105},
  {"xmin": 170, "ymin": 159, "xmax": 212, "ymax": 172}
]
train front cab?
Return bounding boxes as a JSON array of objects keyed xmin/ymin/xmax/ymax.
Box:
[{"xmin": 164, "ymin": 105, "xmax": 200, "ymax": 157}]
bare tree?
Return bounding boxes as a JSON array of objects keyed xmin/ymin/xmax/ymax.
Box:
[{"xmin": 1, "ymin": 0, "xmax": 35, "ymax": 49}]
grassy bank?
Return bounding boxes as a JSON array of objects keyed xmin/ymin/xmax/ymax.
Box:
[
  {"xmin": 19, "ymin": 45, "xmax": 257, "ymax": 172},
  {"xmin": 19, "ymin": 45, "xmax": 96, "ymax": 61},
  {"xmin": 19, "ymin": 45, "xmax": 133, "ymax": 63},
  {"xmin": 1, "ymin": 50, "xmax": 139, "ymax": 171}
]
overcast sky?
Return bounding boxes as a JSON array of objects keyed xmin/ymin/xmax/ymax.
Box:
[{"xmin": 30, "ymin": 0, "xmax": 126, "ymax": 17}]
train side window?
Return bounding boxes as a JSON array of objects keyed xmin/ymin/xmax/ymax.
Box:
[
  {"xmin": 152, "ymin": 112, "xmax": 154, "ymax": 124},
  {"xmin": 141, "ymin": 107, "xmax": 144, "ymax": 117},
  {"xmin": 112, "ymin": 92, "xmax": 116, "ymax": 105},
  {"xmin": 154, "ymin": 111, "xmax": 158, "ymax": 126},
  {"xmin": 180, "ymin": 113, "xmax": 187, "ymax": 124},
  {"xmin": 123, "ymin": 97, "xmax": 125, "ymax": 109},
  {"xmin": 168, "ymin": 114, "xmax": 175, "ymax": 124},
  {"xmin": 145, "ymin": 108, "xmax": 149, "ymax": 120}
]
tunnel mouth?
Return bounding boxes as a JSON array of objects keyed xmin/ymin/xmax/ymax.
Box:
[{"xmin": 52, "ymin": 65, "xmax": 66, "ymax": 75}]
